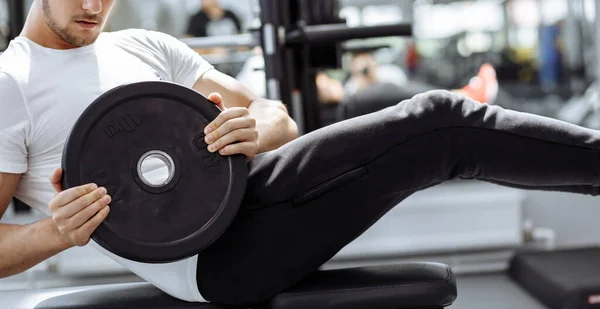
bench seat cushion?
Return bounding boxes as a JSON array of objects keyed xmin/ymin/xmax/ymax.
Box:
[{"xmin": 2, "ymin": 262, "xmax": 456, "ymax": 309}]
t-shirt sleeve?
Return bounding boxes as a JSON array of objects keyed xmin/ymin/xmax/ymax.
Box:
[
  {"xmin": 0, "ymin": 71, "xmax": 30, "ymax": 174},
  {"xmin": 145, "ymin": 31, "xmax": 214, "ymax": 88}
]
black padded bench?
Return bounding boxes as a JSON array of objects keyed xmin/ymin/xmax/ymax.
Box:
[{"xmin": 4, "ymin": 262, "xmax": 456, "ymax": 309}]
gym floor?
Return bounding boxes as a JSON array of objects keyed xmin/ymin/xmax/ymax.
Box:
[{"xmin": 451, "ymin": 274, "xmax": 545, "ymax": 309}]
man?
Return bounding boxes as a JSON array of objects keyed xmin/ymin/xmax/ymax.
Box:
[
  {"xmin": 343, "ymin": 51, "xmax": 389, "ymax": 97},
  {"xmin": 1, "ymin": 0, "xmax": 600, "ymax": 307},
  {"xmin": 0, "ymin": 0, "xmax": 293, "ymax": 304},
  {"xmin": 186, "ymin": 0, "xmax": 242, "ymax": 38}
]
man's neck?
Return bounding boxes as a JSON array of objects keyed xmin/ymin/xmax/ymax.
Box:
[
  {"xmin": 22, "ymin": 27, "xmax": 74, "ymax": 50},
  {"xmin": 21, "ymin": 9, "xmax": 75, "ymax": 49}
]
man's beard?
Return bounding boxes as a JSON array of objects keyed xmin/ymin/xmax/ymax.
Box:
[{"xmin": 42, "ymin": 0, "xmax": 101, "ymax": 47}]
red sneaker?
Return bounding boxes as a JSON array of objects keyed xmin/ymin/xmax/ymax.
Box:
[{"xmin": 460, "ymin": 63, "xmax": 498, "ymax": 104}]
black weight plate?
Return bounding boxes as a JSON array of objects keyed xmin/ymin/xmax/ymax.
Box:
[{"xmin": 61, "ymin": 81, "xmax": 247, "ymax": 263}]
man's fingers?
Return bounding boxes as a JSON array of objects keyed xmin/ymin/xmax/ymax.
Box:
[
  {"xmin": 204, "ymin": 108, "xmax": 248, "ymax": 135},
  {"xmin": 207, "ymin": 92, "xmax": 222, "ymax": 104},
  {"xmin": 208, "ymin": 128, "xmax": 258, "ymax": 153},
  {"xmin": 49, "ymin": 168, "xmax": 63, "ymax": 193},
  {"xmin": 62, "ymin": 186, "xmax": 108, "ymax": 217},
  {"xmin": 207, "ymin": 93, "xmax": 225, "ymax": 111},
  {"xmin": 218, "ymin": 141, "xmax": 259, "ymax": 158},
  {"xmin": 50, "ymin": 186, "xmax": 110, "ymax": 248},
  {"xmin": 50, "ymin": 183, "xmax": 98, "ymax": 211},
  {"xmin": 65, "ymin": 194, "xmax": 111, "ymax": 230},
  {"xmin": 205, "ymin": 117, "xmax": 255, "ymax": 146},
  {"xmin": 50, "ymin": 184, "xmax": 101, "ymax": 213},
  {"xmin": 77, "ymin": 206, "xmax": 111, "ymax": 243}
]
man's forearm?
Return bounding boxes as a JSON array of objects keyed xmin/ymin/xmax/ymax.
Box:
[
  {"xmin": 0, "ymin": 218, "xmax": 73, "ymax": 278},
  {"xmin": 249, "ymin": 98, "xmax": 299, "ymax": 153}
]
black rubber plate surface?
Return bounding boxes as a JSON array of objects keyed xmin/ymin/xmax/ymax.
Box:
[{"xmin": 62, "ymin": 81, "xmax": 247, "ymax": 263}]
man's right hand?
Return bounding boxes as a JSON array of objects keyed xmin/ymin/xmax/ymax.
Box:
[{"xmin": 48, "ymin": 168, "xmax": 111, "ymax": 247}]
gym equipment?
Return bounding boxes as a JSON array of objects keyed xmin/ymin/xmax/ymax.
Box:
[
  {"xmin": 556, "ymin": 80, "xmax": 600, "ymax": 129},
  {"xmin": 3, "ymin": 263, "xmax": 457, "ymax": 309},
  {"xmin": 180, "ymin": 0, "xmax": 413, "ymax": 134},
  {"xmin": 61, "ymin": 81, "xmax": 247, "ymax": 263},
  {"xmin": 181, "ymin": 33, "xmax": 258, "ymax": 50},
  {"xmin": 181, "ymin": 20, "xmax": 410, "ymax": 53},
  {"xmin": 259, "ymin": 0, "xmax": 412, "ymax": 134},
  {"xmin": 285, "ymin": 23, "xmax": 412, "ymax": 45},
  {"xmin": 509, "ymin": 247, "xmax": 600, "ymax": 309}
]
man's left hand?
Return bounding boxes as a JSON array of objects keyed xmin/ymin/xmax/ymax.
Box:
[{"xmin": 204, "ymin": 93, "xmax": 260, "ymax": 161}]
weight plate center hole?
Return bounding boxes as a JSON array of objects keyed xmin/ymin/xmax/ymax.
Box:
[{"xmin": 137, "ymin": 150, "xmax": 176, "ymax": 188}]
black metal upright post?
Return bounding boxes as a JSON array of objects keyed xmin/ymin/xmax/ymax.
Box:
[
  {"xmin": 259, "ymin": 0, "xmax": 308, "ymax": 134},
  {"xmin": 297, "ymin": 0, "xmax": 343, "ymax": 133},
  {"xmin": 259, "ymin": 0, "xmax": 306, "ymax": 134},
  {"xmin": 286, "ymin": 0, "xmax": 309, "ymax": 134},
  {"xmin": 298, "ymin": 0, "xmax": 322, "ymax": 133},
  {"xmin": 258, "ymin": 0, "xmax": 281, "ymax": 102},
  {"xmin": 7, "ymin": 0, "xmax": 25, "ymax": 41}
]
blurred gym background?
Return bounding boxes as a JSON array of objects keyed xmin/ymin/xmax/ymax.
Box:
[{"xmin": 1, "ymin": 1, "xmax": 600, "ymax": 308}]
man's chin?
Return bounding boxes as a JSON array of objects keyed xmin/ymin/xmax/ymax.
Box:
[
  {"xmin": 80, "ymin": 36, "xmax": 100, "ymax": 46},
  {"xmin": 66, "ymin": 33, "xmax": 101, "ymax": 47},
  {"xmin": 65, "ymin": 25, "xmax": 103, "ymax": 45}
]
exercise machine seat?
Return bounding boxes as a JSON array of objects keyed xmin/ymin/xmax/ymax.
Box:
[
  {"xmin": 263, "ymin": 262, "xmax": 457, "ymax": 309},
  {"xmin": 5, "ymin": 262, "xmax": 456, "ymax": 309}
]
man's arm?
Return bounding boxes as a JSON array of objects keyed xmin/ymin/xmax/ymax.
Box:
[
  {"xmin": 193, "ymin": 69, "xmax": 299, "ymax": 153},
  {"xmin": 0, "ymin": 173, "xmax": 72, "ymax": 278}
]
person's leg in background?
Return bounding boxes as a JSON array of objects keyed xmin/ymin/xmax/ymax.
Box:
[
  {"xmin": 398, "ymin": 62, "xmax": 499, "ymax": 105},
  {"xmin": 342, "ymin": 51, "xmax": 498, "ymax": 106},
  {"xmin": 196, "ymin": 88, "xmax": 600, "ymax": 306},
  {"xmin": 456, "ymin": 63, "xmax": 499, "ymax": 105},
  {"xmin": 337, "ymin": 63, "xmax": 499, "ymax": 121}
]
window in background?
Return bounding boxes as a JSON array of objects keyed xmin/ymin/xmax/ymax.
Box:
[
  {"xmin": 506, "ymin": 0, "xmax": 541, "ymax": 49},
  {"xmin": 339, "ymin": 6, "xmax": 361, "ymax": 27},
  {"xmin": 540, "ymin": 0, "xmax": 568, "ymax": 26},
  {"xmin": 413, "ymin": 0, "xmax": 504, "ymax": 40},
  {"xmin": 362, "ymin": 5, "xmax": 402, "ymax": 26},
  {"xmin": 584, "ymin": 0, "xmax": 595, "ymax": 22}
]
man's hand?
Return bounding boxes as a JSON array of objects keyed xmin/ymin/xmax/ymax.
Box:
[
  {"xmin": 48, "ymin": 168, "xmax": 111, "ymax": 247},
  {"xmin": 204, "ymin": 93, "xmax": 260, "ymax": 161}
]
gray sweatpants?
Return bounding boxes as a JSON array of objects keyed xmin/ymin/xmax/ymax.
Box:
[{"xmin": 195, "ymin": 90, "xmax": 600, "ymax": 305}]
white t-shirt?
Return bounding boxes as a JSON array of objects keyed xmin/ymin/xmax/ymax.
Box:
[{"xmin": 0, "ymin": 29, "xmax": 215, "ymax": 302}]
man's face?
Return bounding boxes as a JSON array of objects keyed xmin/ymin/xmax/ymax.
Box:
[
  {"xmin": 201, "ymin": 0, "xmax": 219, "ymax": 10},
  {"xmin": 42, "ymin": 0, "xmax": 115, "ymax": 47}
]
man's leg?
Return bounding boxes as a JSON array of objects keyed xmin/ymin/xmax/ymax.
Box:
[{"xmin": 196, "ymin": 90, "xmax": 600, "ymax": 305}]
